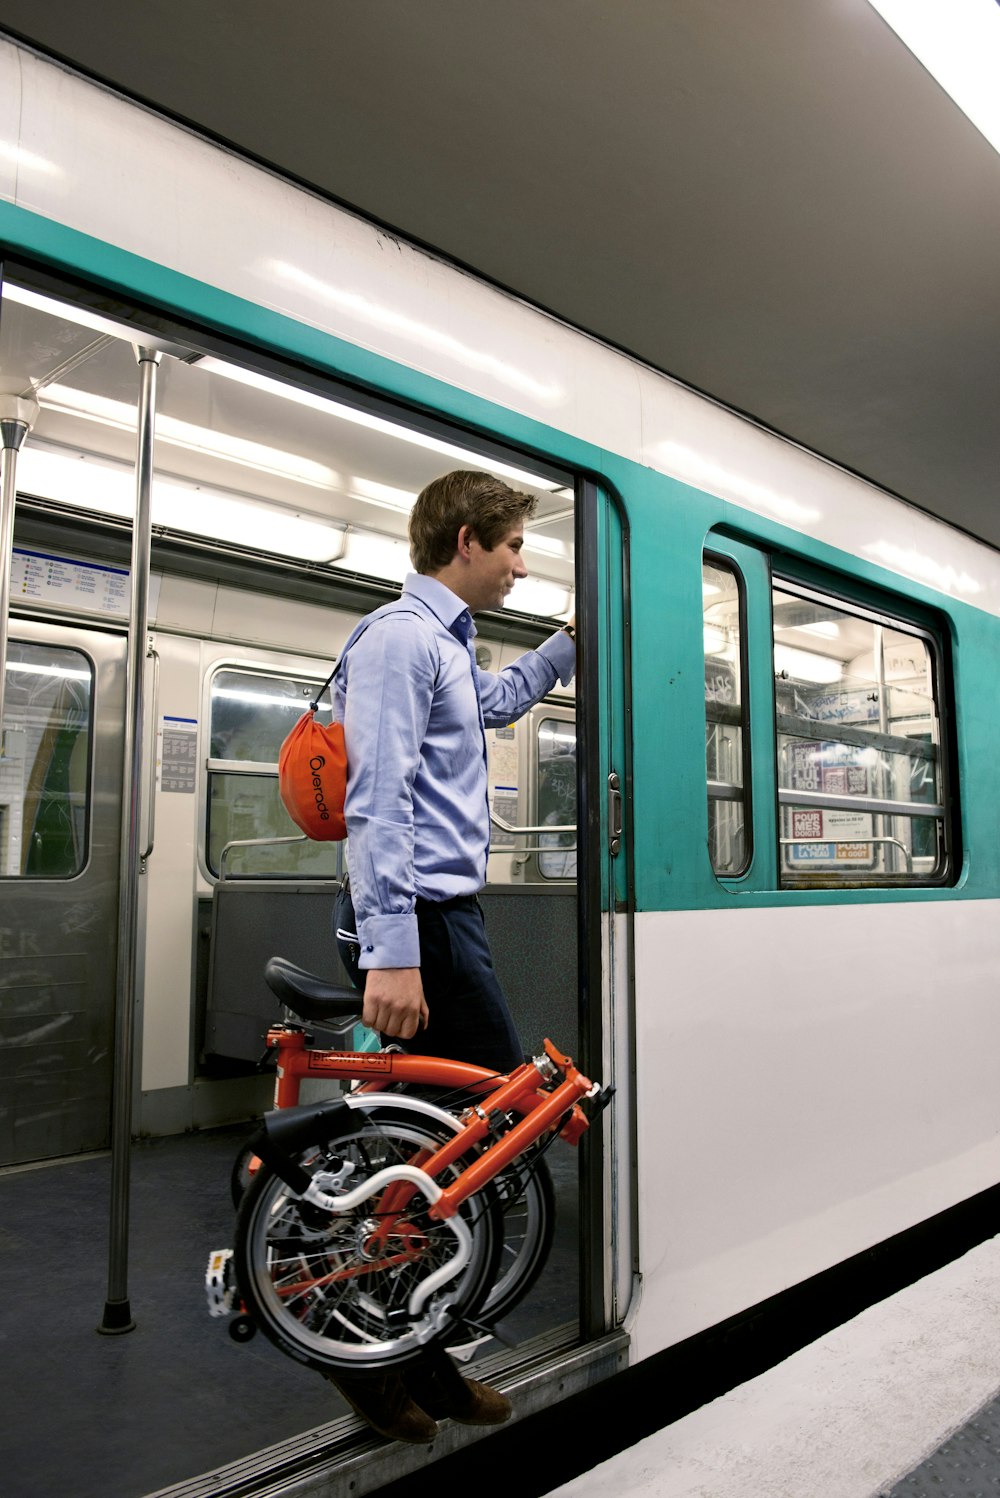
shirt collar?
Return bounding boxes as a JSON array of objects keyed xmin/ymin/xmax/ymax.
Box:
[{"xmin": 402, "ymin": 572, "xmax": 477, "ymax": 639}]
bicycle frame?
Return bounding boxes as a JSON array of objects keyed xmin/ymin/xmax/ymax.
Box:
[
  {"xmin": 261, "ymin": 1034, "xmax": 595, "ymax": 1220},
  {"xmin": 267, "ymin": 1022, "xmax": 511, "ymax": 1109}
]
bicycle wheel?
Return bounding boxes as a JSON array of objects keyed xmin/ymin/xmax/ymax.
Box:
[
  {"xmin": 481, "ymin": 1151, "xmax": 556, "ymax": 1325},
  {"xmin": 233, "ymin": 1101, "xmax": 501, "ymax": 1372}
]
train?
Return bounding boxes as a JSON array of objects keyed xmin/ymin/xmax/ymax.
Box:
[{"xmin": 2, "ymin": 32, "xmax": 999, "ymax": 1497}]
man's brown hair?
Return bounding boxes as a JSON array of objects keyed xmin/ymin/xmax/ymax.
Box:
[{"xmin": 409, "ymin": 470, "xmax": 537, "ymax": 574}]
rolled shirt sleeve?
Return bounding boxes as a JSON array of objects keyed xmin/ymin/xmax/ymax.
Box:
[{"xmin": 477, "ymin": 628, "xmax": 575, "ymax": 725}]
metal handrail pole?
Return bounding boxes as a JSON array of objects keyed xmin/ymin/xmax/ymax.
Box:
[{"xmin": 100, "ymin": 348, "xmax": 161, "ymax": 1335}]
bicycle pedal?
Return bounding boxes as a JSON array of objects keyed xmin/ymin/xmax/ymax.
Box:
[
  {"xmin": 205, "ymin": 1248, "xmax": 236, "ymax": 1318},
  {"xmin": 445, "ymin": 1332, "xmax": 495, "ymax": 1363}
]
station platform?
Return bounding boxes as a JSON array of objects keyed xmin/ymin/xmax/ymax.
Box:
[{"xmin": 546, "ymin": 1234, "xmax": 1000, "ymax": 1498}]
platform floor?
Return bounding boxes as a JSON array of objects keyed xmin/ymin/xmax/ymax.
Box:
[
  {"xmin": 546, "ymin": 1234, "xmax": 1000, "ymax": 1498},
  {"xmin": 0, "ymin": 1123, "xmax": 578, "ymax": 1498}
]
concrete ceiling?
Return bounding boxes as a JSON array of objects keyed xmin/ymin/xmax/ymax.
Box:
[{"xmin": 2, "ymin": 1, "xmax": 998, "ymax": 547}]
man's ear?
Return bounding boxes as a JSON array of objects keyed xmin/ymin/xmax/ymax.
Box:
[{"xmin": 456, "ymin": 524, "xmax": 475, "ymax": 559}]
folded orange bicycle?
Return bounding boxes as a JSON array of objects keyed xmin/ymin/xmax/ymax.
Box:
[{"xmin": 207, "ymin": 956, "xmax": 612, "ymax": 1373}]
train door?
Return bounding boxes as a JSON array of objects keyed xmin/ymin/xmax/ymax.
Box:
[
  {"xmin": 579, "ymin": 479, "xmax": 634, "ymax": 1339},
  {"xmin": 0, "ymin": 617, "xmax": 125, "ymax": 1164}
]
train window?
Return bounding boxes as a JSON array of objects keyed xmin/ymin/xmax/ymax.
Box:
[
  {"xmin": 206, "ymin": 668, "xmax": 342, "ymax": 878},
  {"xmin": 536, "ymin": 718, "xmax": 577, "ymax": 879},
  {"xmin": 773, "ymin": 582, "xmax": 950, "ymax": 886},
  {"xmin": 0, "ymin": 642, "xmax": 93, "ymax": 879},
  {"xmin": 703, "ymin": 558, "xmax": 750, "ymax": 876}
]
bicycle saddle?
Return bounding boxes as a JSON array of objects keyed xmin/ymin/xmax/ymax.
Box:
[{"xmin": 264, "ymin": 956, "xmax": 362, "ymax": 1023}]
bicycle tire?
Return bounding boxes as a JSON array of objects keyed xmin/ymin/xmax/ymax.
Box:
[
  {"xmin": 229, "ymin": 1095, "xmax": 557, "ymax": 1323},
  {"xmin": 481, "ymin": 1151, "xmax": 556, "ymax": 1325},
  {"xmin": 233, "ymin": 1100, "xmax": 502, "ymax": 1372}
]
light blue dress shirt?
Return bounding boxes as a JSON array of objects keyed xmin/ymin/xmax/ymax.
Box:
[{"xmin": 333, "ymin": 572, "xmax": 576, "ymax": 971}]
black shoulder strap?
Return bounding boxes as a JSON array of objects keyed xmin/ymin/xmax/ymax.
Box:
[{"xmin": 310, "ymin": 606, "xmax": 436, "ymax": 710}]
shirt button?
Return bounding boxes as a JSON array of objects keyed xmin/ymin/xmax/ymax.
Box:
[{"xmin": 364, "ymin": 945, "xmax": 373, "ymax": 952}]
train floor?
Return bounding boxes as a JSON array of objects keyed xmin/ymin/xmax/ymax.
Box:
[
  {"xmin": 545, "ymin": 1232, "xmax": 1000, "ymax": 1498},
  {"xmin": 0, "ymin": 1122, "xmax": 579, "ymax": 1498}
]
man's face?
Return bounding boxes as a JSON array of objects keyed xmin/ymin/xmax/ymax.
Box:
[{"xmin": 466, "ymin": 522, "xmax": 528, "ymax": 612}]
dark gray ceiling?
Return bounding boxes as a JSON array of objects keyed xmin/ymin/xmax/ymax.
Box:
[{"xmin": 2, "ymin": 0, "xmax": 999, "ymax": 546}]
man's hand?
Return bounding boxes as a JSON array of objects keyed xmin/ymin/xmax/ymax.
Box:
[{"xmin": 362, "ymin": 968, "xmax": 429, "ymax": 1039}]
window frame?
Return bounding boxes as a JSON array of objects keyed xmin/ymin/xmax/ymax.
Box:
[
  {"xmin": 703, "ymin": 549, "xmax": 753, "ymax": 881},
  {"xmin": 0, "ymin": 640, "xmax": 95, "ymax": 881},
  {"xmin": 201, "ymin": 660, "xmax": 342, "ymax": 881},
  {"xmin": 770, "ymin": 572, "xmax": 957, "ymax": 891}
]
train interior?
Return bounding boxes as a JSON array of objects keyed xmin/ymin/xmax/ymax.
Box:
[{"xmin": 0, "ymin": 273, "xmax": 603, "ymax": 1496}]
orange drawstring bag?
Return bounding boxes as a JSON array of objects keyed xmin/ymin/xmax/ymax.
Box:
[{"xmin": 277, "ymin": 669, "xmax": 348, "ymax": 840}]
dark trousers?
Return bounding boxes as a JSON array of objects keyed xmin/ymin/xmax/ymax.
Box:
[{"xmin": 334, "ymin": 884, "xmax": 523, "ymax": 1074}]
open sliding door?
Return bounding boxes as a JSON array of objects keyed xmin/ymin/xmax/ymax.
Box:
[{"xmin": 578, "ymin": 478, "xmax": 634, "ymax": 1341}]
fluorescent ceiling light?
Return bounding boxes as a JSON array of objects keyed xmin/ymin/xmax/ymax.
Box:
[
  {"xmin": 504, "ymin": 577, "xmax": 571, "ymax": 619},
  {"xmin": 197, "ymin": 356, "xmax": 564, "ymax": 492},
  {"xmin": 331, "ymin": 530, "xmax": 412, "ymax": 584},
  {"xmin": 522, "ymin": 531, "xmax": 569, "ymax": 561},
  {"xmin": 774, "ymin": 644, "xmax": 843, "ymax": 685},
  {"xmin": 867, "ymin": 0, "xmax": 1000, "ymax": 156},
  {"xmin": 154, "ymin": 477, "xmax": 345, "ymax": 560},
  {"xmin": 348, "ymin": 476, "xmax": 417, "ymax": 513},
  {"xmin": 17, "ymin": 444, "xmax": 135, "ymax": 516},
  {"xmin": 17, "ymin": 439, "xmax": 574, "ymax": 590},
  {"xmin": 2, "ymin": 282, "xmax": 188, "ymax": 354},
  {"xmin": 40, "ymin": 385, "xmax": 340, "ymax": 490},
  {"xmin": 775, "ymin": 619, "xmax": 841, "ymax": 639},
  {"xmin": 16, "ymin": 442, "xmax": 345, "ymax": 562}
]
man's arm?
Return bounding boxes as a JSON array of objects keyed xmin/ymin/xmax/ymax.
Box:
[
  {"xmin": 342, "ymin": 616, "xmax": 437, "ymax": 1035},
  {"xmin": 478, "ymin": 622, "xmax": 576, "ymax": 727}
]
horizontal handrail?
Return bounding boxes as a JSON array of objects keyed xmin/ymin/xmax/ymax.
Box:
[
  {"xmin": 707, "ymin": 779, "xmax": 744, "ymax": 802},
  {"xmin": 780, "ymin": 833, "xmax": 914, "ymax": 874},
  {"xmin": 490, "ymin": 810, "xmax": 575, "ymax": 836},
  {"xmin": 777, "ymin": 787, "xmax": 944, "ymax": 818},
  {"xmin": 218, "ymin": 833, "xmax": 308, "ymax": 878},
  {"xmin": 207, "ymin": 757, "xmax": 277, "ymax": 775}
]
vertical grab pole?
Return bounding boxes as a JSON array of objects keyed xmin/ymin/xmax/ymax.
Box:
[
  {"xmin": 100, "ymin": 347, "xmax": 161, "ymax": 1334},
  {"xmin": 0, "ymin": 397, "xmax": 39, "ymax": 745}
]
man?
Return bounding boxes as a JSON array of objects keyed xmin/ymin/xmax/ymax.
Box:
[{"xmin": 329, "ymin": 469, "xmax": 576, "ymax": 1441}]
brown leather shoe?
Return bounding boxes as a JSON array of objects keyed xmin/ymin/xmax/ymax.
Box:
[
  {"xmin": 403, "ymin": 1350, "xmax": 512, "ymax": 1426},
  {"xmin": 438, "ymin": 1376, "xmax": 513, "ymax": 1426},
  {"xmin": 324, "ymin": 1369, "xmax": 438, "ymax": 1444}
]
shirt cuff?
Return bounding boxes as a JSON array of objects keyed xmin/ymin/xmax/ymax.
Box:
[
  {"xmin": 357, "ymin": 911, "xmax": 421, "ymax": 970},
  {"xmin": 537, "ymin": 628, "xmax": 576, "ymax": 686}
]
